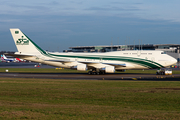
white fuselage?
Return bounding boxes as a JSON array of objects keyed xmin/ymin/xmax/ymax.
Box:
[{"xmin": 16, "ymin": 50, "xmax": 177, "ymax": 70}]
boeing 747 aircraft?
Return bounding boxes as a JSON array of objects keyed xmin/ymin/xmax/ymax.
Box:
[{"xmin": 7, "ymin": 28, "xmax": 177, "ymax": 74}]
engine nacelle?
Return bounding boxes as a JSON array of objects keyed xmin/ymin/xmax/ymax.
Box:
[
  {"xmin": 102, "ymin": 66, "xmax": 115, "ymax": 73},
  {"xmin": 77, "ymin": 64, "xmax": 87, "ymax": 71}
]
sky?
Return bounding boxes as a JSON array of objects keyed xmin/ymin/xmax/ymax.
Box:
[{"xmin": 0, "ymin": 0, "xmax": 180, "ymax": 52}]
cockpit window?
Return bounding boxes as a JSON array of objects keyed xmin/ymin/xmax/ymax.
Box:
[{"xmin": 161, "ymin": 52, "xmax": 166, "ymax": 54}]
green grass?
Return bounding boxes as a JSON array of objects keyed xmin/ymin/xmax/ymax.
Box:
[{"xmin": 0, "ymin": 78, "xmax": 180, "ymax": 119}]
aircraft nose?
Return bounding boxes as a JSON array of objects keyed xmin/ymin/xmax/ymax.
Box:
[{"xmin": 171, "ymin": 57, "xmax": 177, "ymax": 65}]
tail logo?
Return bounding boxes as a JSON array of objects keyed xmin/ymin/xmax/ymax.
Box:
[{"xmin": 16, "ymin": 36, "xmax": 29, "ymax": 45}]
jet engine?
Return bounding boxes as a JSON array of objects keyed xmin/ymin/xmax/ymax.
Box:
[
  {"xmin": 77, "ymin": 64, "xmax": 87, "ymax": 71},
  {"xmin": 101, "ymin": 66, "xmax": 115, "ymax": 73}
]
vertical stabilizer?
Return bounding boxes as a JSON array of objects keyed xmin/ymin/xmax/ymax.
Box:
[
  {"xmin": 10, "ymin": 29, "xmax": 45, "ymax": 55},
  {"xmin": 1, "ymin": 55, "xmax": 4, "ymax": 59},
  {"xmin": 3, "ymin": 55, "xmax": 7, "ymax": 59}
]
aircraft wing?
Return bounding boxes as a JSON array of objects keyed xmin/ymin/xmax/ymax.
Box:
[
  {"xmin": 78, "ymin": 61, "xmax": 126, "ymax": 67},
  {"xmin": 102, "ymin": 63, "xmax": 126, "ymax": 67},
  {"xmin": 44, "ymin": 59, "xmax": 74, "ymax": 63},
  {"xmin": 45, "ymin": 60, "xmax": 126, "ymax": 67}
]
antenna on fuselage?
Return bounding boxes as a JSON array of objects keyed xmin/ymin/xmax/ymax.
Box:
[
  {"xmin": 141, "ymin": 40, "xmax": 142, "ymax": 50},
  {"xmin": 139, "ymin": 39, "xmax": 140, "ymax": 50},
  {"xmin": 111, "ymin": 37, "xmax": 113, "ymax": 51}
]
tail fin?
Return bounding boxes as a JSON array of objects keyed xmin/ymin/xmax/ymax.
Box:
[
  {"xmin": 10, "ymin": 29, "xmax": 46, "ymax": 55},
  {"xmin": 16, "ymin": 58, "xmax": 22, "ymax": 62},
  {"xmin": 3, "ymin": 55, "xmax": 7, "ymax": 59},
  {"xmin": 1, "ymin": 55, "xmax": 4, "ymax": 59}
]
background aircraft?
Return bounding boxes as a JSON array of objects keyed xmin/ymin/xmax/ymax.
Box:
[
  {"xmin": 1, "ymin": 54, "xmax": 15, "ymax": 62},
  {"xmin": 1, "ymin": 54, "xmax": 25, "ymax": 62},
  {"xmin": 15, "ymin": 57, "xmax": 26, "ymax": 62},
  {"xmin": 0, "ymin": 56, "xmax": 5, "ymax": 62}
]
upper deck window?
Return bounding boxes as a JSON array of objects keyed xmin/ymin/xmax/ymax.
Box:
[{"xmin": 161, "ymin": 52, "xmax": 166, "ymax": 54}]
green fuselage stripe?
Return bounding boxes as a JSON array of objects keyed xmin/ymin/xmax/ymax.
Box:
[
  {"xmin": 47, "ymin": 53, "xmax": 163, "ymax": 69},
  {"xmin": 26, "ymin": 35, "xmax": 164, "ymax": 69}
]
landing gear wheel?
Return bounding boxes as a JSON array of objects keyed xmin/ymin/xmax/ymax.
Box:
[
  {"xmin": 93, "ymin": 72, "xmax": 97, "ymax": 75},
  {"xmin": 88, "ymin": 71, "xmax": 92, "ymax": 75}
]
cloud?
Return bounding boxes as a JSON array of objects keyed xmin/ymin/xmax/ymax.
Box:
[
  {"xmin": 49, "ymin": 1, "xmax": 59, "ymax": 5},
  {"xmin": 1, "ymin": 0, "xmax": 180, "ymax": 23},
  {"xmin": 85, "ymin": 6, "xmax": 140, "ymax": 12},
  {"xmin": 110, "ymin": 2, "xmax": 143, "ymax": 5},
  {"xmin": 0, "ymin": 1, "xmax": 59, "ymax": 15}
]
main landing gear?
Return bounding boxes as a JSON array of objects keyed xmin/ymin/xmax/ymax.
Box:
[{"xmin": 88, "ymin": 68, "xmax": 105, "ymax": 75}]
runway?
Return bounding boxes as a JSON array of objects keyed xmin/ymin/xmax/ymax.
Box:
[
  {"xmin": 0, "ymin": 62, "xmax": 55, "ymax": 68},
  {"xmin": 0, "ymin": 62, "xmax": 180, "ymax": 80},
  {"xmin": 0, "ymin": 72, "xmax": 180, "ymax": 80}
]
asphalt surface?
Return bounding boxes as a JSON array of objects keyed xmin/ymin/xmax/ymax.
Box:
[
  {"xmin": 0, "ymin": 62, "xmax": 55, "ymax": 68},
  {"xmin": 0, "ymin": 72, "xmax": 180, "ymax": 81},
  {"xmin": 0, "ymin": 62, "xmax": 180, "ymax": 80}
]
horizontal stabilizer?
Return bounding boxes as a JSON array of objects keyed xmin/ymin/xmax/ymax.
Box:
[{"xmin": 4, "ymin": 53, "xmax": 34, "ymax": 58}]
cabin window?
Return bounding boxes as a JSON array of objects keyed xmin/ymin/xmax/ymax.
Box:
[
  {"xmin": 123, "ymin": 53, "xmax": 128, "ymax": 54},
  {"xmin": 148, "ymin": 53, "xmax": 152, "ymax": 55},
  {"xmin": 161, "ymin": 52, "xmax": 166, "ymax": 54}
]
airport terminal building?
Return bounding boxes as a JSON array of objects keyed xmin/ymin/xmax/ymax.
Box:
[{"xmin": 64, "ymin": 44, "xmax": 180, "ymax": 62}]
